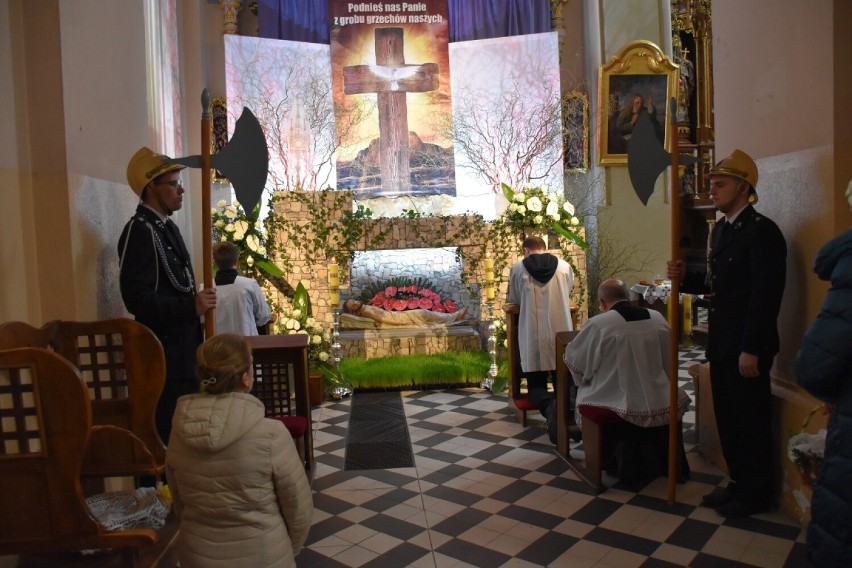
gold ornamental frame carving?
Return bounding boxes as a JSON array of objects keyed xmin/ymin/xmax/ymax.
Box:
[
  {"xmin": 562, "ymin": 91, "xmax": 589, "ymax": 173},
  {"xmin": 210, "ymin": 97, "xmax": 229, "ymax": 183},
  {"xmin": 597, "ymin": 40, "xmax": 679, "ymax": 166}
]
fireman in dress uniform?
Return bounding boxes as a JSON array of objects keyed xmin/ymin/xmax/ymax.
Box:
[
  {"xmin": 668, "ymin": 149, "xmax": 787, "ymax": 518},
  {"xmin": 119, "ymin": 147, "xmax": 217, "ymax": 443}
]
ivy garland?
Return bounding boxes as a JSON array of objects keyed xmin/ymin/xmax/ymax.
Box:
[{"xmin": 263, "ymin": 188, "xmax": 586, "ymax": 311}]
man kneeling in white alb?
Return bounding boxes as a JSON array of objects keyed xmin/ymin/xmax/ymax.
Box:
[{"xmin": 564, "ymin": 278, "xmax": 691, "ymax": 490}]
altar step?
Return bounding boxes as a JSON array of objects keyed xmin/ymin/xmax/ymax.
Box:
[{"xmin": 340, "ymin": 326, "xmax": 481, "ymax": 359}]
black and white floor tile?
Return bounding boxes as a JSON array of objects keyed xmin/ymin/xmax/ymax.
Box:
[{"xmin": 299, "ymin": 349, "xmax": 808, "ymax": 567}]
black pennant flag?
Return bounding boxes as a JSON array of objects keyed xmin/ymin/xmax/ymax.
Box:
[
  {"xmin": 627, "ymin": 112, "xmax": 700, "ymax": 206},
  {"xmin": 168, "ymin": 107, "xmax": 269, "ymax": 214}
]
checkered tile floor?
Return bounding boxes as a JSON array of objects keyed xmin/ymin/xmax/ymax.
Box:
[{"xmin": 299, "ymin": 349, "xmax": 808, "ymax": 567}]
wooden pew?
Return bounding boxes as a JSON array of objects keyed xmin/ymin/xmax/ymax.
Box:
[
  {"xmin": 0, "ymin": 320, "xmax": 59, "ymax": 350},
  {"xmin": 51, "ymin": 319, "xmax": 167, "ymax": 481},
  {"xmin": 503, "ymin": 304, "xmax": 538, "ymax": 425},
  {"xmin": 244, "ymin": 334, "xmax": 315, "ymax": 482},
  {"xmin": 0, "ymin": 347, "xmax": 178, "ymax": 566},
  {"xmin": 0, "ymin": 318, "xmax": 167, "ymax": 481},
  {"xmin": 504, "ymin": 304, "xmax": 580, "ymax": 427},
  {"xmin": 556, "ymin": 331, "xmax": 689, "ymax": 494}
]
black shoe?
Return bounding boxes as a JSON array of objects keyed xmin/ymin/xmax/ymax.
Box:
[
  {"xmin": 701, "ymin": 487, "xmax": 734, "ymax": 508},
  {"xmin": 545, "ymin": 401, "xmax": 557, "ymax": 444},
  {"xmin": 568, "ymin": 425, "xmax": 582, "ymax": 442},
  {"xmin": 716, "ymin": 500, "xmax": 769, "ymax": 519}
]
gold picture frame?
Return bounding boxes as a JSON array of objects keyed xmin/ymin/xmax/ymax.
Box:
[
  {"xmin": 563, "ymin": 91, "xmax": 589, "ymax": 173},
  {"xmin": 210, "ymin": 97, "xmax": 229, "ymax": 183},
  {"xmin": 597, "ymin": 40, "xmax": 679, "ymax": 166}
]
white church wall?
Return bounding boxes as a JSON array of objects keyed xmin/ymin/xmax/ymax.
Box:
[
  {"xmin": 600, "ymin": 0, "xmax": 670, "ymax": 60},
  {"xmin": 713, "ymin": 0, "xmax": 836, "ymax": 383},
  {"xmin": 59, "ymin": 0, "xmax": 149, "ymax": 320}
]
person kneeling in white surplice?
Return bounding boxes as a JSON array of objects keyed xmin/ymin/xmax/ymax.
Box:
[{"xmin": 564, "ymin": 278, "xmax": 691, "ymax": 490}]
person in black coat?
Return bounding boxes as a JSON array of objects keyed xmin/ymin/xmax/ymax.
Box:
[
  {"xmin": 118, "ymin": 147, "xmax": 217, "ymax": 443},
  {"xmin": 668, "ymin": 149, "xmax": 787, "ymax": 518},
  {"xmin": 795, "ymin": 181, "xmax": 852, "ymax": 567}
]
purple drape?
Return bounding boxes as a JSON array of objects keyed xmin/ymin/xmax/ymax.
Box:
[
  {"xmin": 257, "ymin": 0, "xmax": 330, "ymax": 44},
  {"xmin": 257, "ymin": 0, "xmax": 551, "ymax": 44},
  {"xmin": 447, "ymin": 0, "xmax": 551, "ymax": 41}
]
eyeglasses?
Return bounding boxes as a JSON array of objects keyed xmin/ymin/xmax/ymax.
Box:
[{"xmin": 155, "ymin": 178, "xmax": 184, "ymax": 189}]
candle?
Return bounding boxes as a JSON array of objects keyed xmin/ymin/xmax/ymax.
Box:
[
  {"xmin": 328, "ymin": 259, "xmax": 339, "ymax": 288},
  {"xmin": 683, "ymin": 294, "xmax": 692, "ymax": 335},
  {"xmin": 328, "ymin": 258, "xmax": 339, "ymax": 307},
  {"xmin": 484, "ymin": 253, "xmax": 494, "ymax": 282},
  {"xmin": 484, "ymin": 253, "xmax": 495, "ymax": 301}
]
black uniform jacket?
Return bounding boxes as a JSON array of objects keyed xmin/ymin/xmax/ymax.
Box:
[
  {"xmin": 118, "ymin": 205, "xmax": 202, "ymax": 381},
  {"xmin": 687, "ymin": 205, "xmax": 787, "ymax": 361}
]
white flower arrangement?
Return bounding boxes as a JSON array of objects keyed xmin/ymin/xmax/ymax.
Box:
[
  {"xmin": 500, "ymin": 183, "xmax": 587, "ymax": 249},
  {"xmin": 211, "ymin": 200, "xmax": 282, "ymax": 279},
  {"xmin": 786, "ymin": 404, "xmax": 829, "ymax": 487},
  {"xmin": 273, "ymin": 306, "xmax": 330, "ymax": 368},
  {"xmin": 787, "ymin": 431, "xmax": 826, "ymax": 467}
]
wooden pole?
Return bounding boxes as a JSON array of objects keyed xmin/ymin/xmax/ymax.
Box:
[
  {"xmin": 201, "ymin": 89, "xmax": 214, "ymax": 339},
  {"xmin": 667, "ymin": 97, "xmax": 682, "ymax": 504}
]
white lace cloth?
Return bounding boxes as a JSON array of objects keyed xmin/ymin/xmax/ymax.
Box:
[
  {"xmin": 629, "ymin": 281, "xmax": 672, "ymax": 304},
  {"xmin": 86, "ymin": 486, "xmax": 170, "ymax": 531}
]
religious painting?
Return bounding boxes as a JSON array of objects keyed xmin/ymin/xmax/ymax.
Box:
[
  {"xmin": 329, "ymin": 0, "xmax": 456, "ymax": 200},
  {"xmin": 563, "ymin": 91, "xmax": 589, "ymax": 173},
  {"xmin": 210, "ymin": 97, "xmax": 229, "ymax": 183},
  {"xmin": 597, "ymin": 40, "xmax": 679, "ymax": 166}
]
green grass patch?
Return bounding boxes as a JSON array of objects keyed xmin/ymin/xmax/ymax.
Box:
[{"xmin": 339, "ymin": 351, "xmax": 508, "ymax": 391}]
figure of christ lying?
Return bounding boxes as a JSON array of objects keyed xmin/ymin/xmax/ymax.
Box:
[{"xmin": 341, "ymin": 299, "xmax": 469, "ymax": 329}]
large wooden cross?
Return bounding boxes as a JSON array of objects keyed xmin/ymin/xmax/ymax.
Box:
[{"xmin": 344, "ymin": 27, "xmax": 439, "ymax": 195}]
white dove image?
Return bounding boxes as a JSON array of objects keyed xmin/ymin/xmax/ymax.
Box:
[{"xmin": 367, "ymin": 64, "xmax": 420, "ymax": 91}]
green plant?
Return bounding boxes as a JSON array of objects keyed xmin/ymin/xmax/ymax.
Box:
[
  {"xmin": 489, "ymin": 361, "xmax": 510, "ymax": 394},
  {"xmin": 264, "ymin": 189, "xmax": 588, "ymax": 312},
  {"xmin": 395, "ymin": 210, "xmax": 501, "ymax": 301},
  {"xmin": 359, "ymin": 276, "xmax": 438, "ymax": 304},
  {"xmin": 265, "ymin": 189, "xmax": 395, "ymax": 282},
  {"xmin": 492, "ymin": 314, "xmax": 507, "ymax": 354},
  {"xmin": 340, "ymin": 352, "xmax": 491, "ymax": 390}
]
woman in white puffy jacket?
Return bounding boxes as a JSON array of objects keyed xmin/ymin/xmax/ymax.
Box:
[{"xmin": 166, "ymin": 333, "xmax": 313, "ymax": 568}]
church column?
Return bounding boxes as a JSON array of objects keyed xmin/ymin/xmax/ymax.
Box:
[
  {"xmin": 550, "ymin": 0, "xmax": 570, "ymax": 62},
  {"xmin": 18, "ymin": 0, "xmax": 78, "ymax": 321}
]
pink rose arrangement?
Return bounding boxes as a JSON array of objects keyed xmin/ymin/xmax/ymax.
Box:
[{"xmin": 367, "ymin": 285, "xmax": 458, "ymax": 313}]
